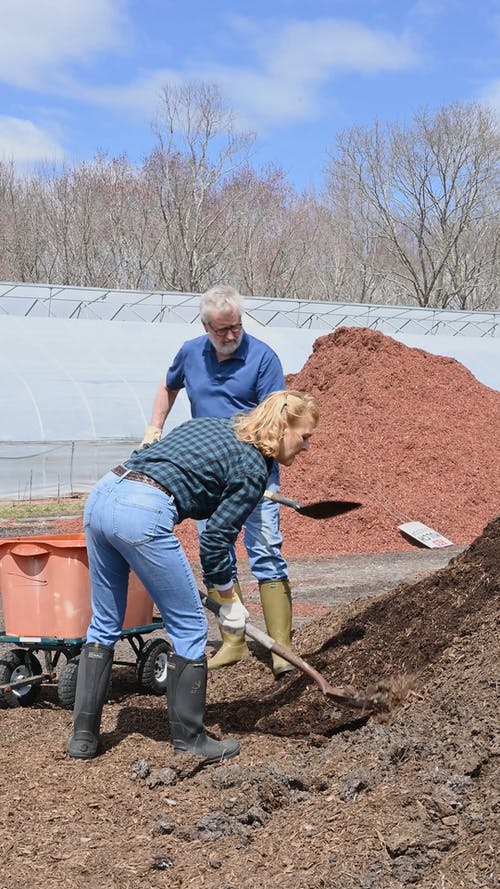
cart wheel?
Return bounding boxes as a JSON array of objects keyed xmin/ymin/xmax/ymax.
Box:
[
  {"xmin": 136, "ymin": 638, "xmax": 170, "ymax": 694},
  {"xmin": 58, "ymin": 658, "xmax": 79, "ymax": 709},
  {"xmin": 0, "ymin": 649, "xmax": 43, "ymax": 708},
  {"xmin": 57, "ymin": 656, "xmax": 113, "ymax": 709}
]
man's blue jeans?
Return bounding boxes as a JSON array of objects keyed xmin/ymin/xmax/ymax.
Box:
[
  {"xmin": 197, "ymin": 463, "xmax": 287, "ymax": 583},
  {"xmin": 84, "ymin": 471, "xmax": 207, "ymax": 659}
]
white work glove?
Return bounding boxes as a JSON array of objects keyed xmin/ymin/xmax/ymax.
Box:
[
  {"xmin": 218, "ymin": 596, "xmax": 249, "ymax": 634},
  {"xmin": 140, "ymin": 425, "xmax": 162, "ymax": 448}
]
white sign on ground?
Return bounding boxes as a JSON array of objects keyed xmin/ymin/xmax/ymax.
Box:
[{"xmin": 398, "ymin": 521, "xmax": 454, "ymax": 548}]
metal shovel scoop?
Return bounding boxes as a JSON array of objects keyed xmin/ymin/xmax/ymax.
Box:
[
  {"xmin": 264, "ymin": 491, "xmax": 361, "ymax": 520},
  {"xmin": 202, "ymin": 593, "xmax": 387, "ymax": 713}
]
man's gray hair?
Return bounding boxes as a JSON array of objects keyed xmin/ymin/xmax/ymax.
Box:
[{"xmin": 200, "ymin": 285, "xmax": 244, "ymax": 322}]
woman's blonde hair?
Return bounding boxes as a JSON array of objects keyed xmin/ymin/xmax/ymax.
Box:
[{"xmin": 233, "ymin": 390, "xmax": 319, "ymax": 458}]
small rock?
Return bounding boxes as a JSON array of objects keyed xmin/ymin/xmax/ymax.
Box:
[
  {"xmin": 385, "ymin": 829, "xmax": 422, "ymax": 857},
  {"xmin": 151, "ymin": 855, "xmax": 173, "ymax": 870},
  {"xmin": 453, "ymin": 754, "xmax": 483, "ymax": 777},
  {"xmin": 152, "ymin": 816, "xmax": 176, "ymax": 836},
  {"xmin": 358, "ymin": 875, "xmax": 381, "ymax": 889},
  {"xmin": 238, "ymin": 805, "xmax": 268, "ymax": 827},
  {"xmin": 210, "ymin": 764, "xmax": 244, "ymax": 789},
  {"xmin": 464, "ymin": 810, "xmax": 485, "ymax": 834},
  {"xmin": 131, "ymin": 759, "xmax": 150, "ymax": 779},
  {"xmin": 339, "ymin": 768, "xmax": 375, "ymax": 801},
  {"xmin": 209, "ymin": 859, "xmax": 222, "ymax": 869},
  {"xmin": 147, "ymin": 767, "xmax": 178, "ymax": 789},
  {"xmin": 197, "ymin": 810, "xmax": 233, "ymax": 841}
]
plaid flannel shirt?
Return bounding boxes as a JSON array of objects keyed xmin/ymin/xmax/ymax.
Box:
[{"xmin": 124, "ymin": 417, "xmax": 272, "ymax": 585}]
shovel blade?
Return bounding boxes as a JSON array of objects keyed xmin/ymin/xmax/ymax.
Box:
[
  {"xmin": 298, "ymin": 500, "xmax": 361, "ymax": 519},
  {"xmin": 201, "ymin": 593, "xmax": 384, "ymax": 714}
]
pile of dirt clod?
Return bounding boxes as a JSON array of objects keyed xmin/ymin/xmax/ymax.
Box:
[
  {"xmin": 279, "ymin": 327, "xmax": 500, "ymax": 556},
  {"xmin": 1, "ymin": 515, "xmax": 498, "ymax": 888}
]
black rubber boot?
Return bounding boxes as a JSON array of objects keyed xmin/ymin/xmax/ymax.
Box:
[
  {"xmin": 67, "ymin": 642, "xmax": 114, "ymax": 760},
  {"xmin": 166, "ymin": 653, "xmax": 240, "ymax": 764}
]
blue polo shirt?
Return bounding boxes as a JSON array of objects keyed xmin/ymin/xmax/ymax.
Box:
[{"xmin": 166, "ymin": 331, "xmax": 285, "ymax": 418}]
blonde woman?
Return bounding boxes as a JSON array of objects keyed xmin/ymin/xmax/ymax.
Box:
[{"xmin": 68, "ymin": 391, "xmax": 319, "ymax": 765}]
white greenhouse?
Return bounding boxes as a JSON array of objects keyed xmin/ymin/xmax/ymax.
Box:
[{"xmin": 1, "ymin": 282, "xmax": 499, "ymax": 501}]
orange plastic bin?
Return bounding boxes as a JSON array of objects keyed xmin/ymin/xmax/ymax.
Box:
[{"xmin": 0, "ymin": 533, "xmax": 155, "ymax": 639}]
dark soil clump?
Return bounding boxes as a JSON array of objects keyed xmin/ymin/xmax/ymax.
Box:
[{"xmin": 1, "ymin": 516, "xmax": 498, "ymax": 888}]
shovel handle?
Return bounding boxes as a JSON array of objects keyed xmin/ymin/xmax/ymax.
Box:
[
  {"xmin": 201, "ymin": 593, "xmax": 367, "ymax": 710},
  {"xmin": 263, "ymin": 491, "xmax": 301, "ymax": 511}
]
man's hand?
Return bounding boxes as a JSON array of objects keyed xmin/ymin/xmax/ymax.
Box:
[
  {"xmin": 140, "ymin": 425, "xmax": 162, "ymax": 447},
  {"xmin": 218, "ymin": 597, "xmax": 249, "ymax": 633}
]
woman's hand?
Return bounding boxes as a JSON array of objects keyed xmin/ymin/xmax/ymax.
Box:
[{"xmin": 218, "ymin": 597, "xmax": 249, "ymax": 633}]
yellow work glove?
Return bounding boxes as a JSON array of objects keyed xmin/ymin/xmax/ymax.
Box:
[{"xmin": 140, "ymin": 425, "xmax": 162, "ymax": 448}]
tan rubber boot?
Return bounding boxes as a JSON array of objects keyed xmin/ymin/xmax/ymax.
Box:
[
  {"xmin": 207, "ymin": 581, "xmax": 250, "ymax": 670},
  {"xmin": 258, "ymin": 579, "xmax": 294, "ymax": 678}
]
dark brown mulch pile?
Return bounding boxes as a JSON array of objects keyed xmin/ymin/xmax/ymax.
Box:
[{"xmin": 1, "ymin": 516, "xmax": 498, "ymax": 889}]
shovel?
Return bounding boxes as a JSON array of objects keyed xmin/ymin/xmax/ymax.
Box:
[
  {"xmin": 202, "ymin": 593, "xmax": 387, "ymax": 713},
  {"xmin": 264, "ymin": 491, "xmax": 361, "ymax": 520}
]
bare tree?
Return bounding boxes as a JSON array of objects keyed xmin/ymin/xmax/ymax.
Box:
[
  {"xmin": 0, "ymin": 164, "xmax": 57, "ymax": 283},
  {"xmin": 148, "ymin": 80, "xmax": 255, "ymax": 292},
  {"xmin": 96, "ymin": 155, "xmax": 166, "ymax": 291},
  {"xmin": 322, "ymin": 176, "xmax": 387, "ymax": 303},
  {"xmin": 326, "ymin": 102, "xmax": 500, "ymax": 309},
  {"xmin": 0, "ymin": 161, "xmax": 21, "ymax": 279},
  {"xmin": 220, "ymin": 164, "xmax": 316, "ymax": 298},
  {"xmin": 1, "ymin": 89, "xmax": 498, "ymax": 315}
]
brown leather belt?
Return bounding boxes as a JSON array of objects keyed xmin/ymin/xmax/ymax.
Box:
[{"xmin": 112, "ymin": 465, "xmax": 172, "ymax": 497}]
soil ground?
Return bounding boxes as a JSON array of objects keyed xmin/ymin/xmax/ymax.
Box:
[{"xmin": 0, "ymin": 515, "xmax": 498, "ymax": 889}]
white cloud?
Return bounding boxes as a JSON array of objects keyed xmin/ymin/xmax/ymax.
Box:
[
  {"xmin": 206, "ymin": 68, "xmax": 323, "ymax": 125},
  {"xmin": 0, "ymin": 0, "xmax": 128, "ymax": 89},
  {"xmin": 71, "ymin": 68, "xmax": 182, "ymax": 118},
  {"xmin": 480, "ymin": 79, "xmax": 500, "ymax": 115},
  {"xmin": 0, "ymin": 8, "xmax": 422, "ymax": 137},
  {"xmin": 268, "ymin": 19, "xmax": 419, "ymax": 81},
  {"xmin": 69, "ymin": 16, "xmax": 419, "ymax": 130},
  {"xmin": 0, "ymin": 116, "xmax": 66, "ymax": 165},
  {"xmin": 198, "ymin": 18, "xmax": 420, "ymax": 126}
]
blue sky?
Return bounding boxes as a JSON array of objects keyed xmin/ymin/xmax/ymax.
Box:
[{"xmin": 0, "ymin": 0, "xmax": 498, "ymax": 190}]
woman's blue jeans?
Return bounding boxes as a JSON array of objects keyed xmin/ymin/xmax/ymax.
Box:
[{"xmin": 83, "ymin": 471, "xmax": 207, "ymax": 660}]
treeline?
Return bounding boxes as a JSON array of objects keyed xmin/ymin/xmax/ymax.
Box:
[{"xmin": 0, "ymin": 83, "xmax": 498, "ymax": 309}]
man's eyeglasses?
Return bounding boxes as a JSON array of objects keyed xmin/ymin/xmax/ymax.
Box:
[{"xmin": 207, "ymin": 322, "xmax": 243, "ymax": 337}]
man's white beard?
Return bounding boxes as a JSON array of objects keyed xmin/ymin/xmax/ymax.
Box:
[{"xmin": 207, "ymin": 330, "xmax": 244, "ymax": 355}]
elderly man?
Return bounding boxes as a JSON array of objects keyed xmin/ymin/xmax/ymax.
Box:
[{"xmin": 141, "ymin": 284, "xmax": 293, "ymax": 677}]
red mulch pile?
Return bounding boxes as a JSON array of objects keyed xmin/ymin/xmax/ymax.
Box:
[
  {"xmin": 12, "ymin": 327, "xmax": 499, "ymax": 564},
  {"xmin": 279, "ymin": 327, "xmax": 500, "ymax": 555},
  {"xmin": 170, "ymin": 327, "xmax": 499, "ymax": 562}
]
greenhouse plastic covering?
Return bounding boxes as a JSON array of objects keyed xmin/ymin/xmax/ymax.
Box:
[{"xmin": 0, "ymin": 283, "xmax": 499, "ymax": 501}]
